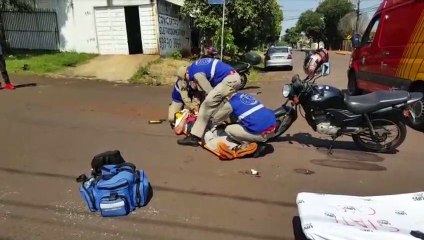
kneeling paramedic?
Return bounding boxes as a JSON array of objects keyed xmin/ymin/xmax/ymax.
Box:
[
  {"xmin": 176, "ymin": 58, "xmax": 242, "ymax": 146},
  {"xmin": 168, "ymin": 67, "xmax": 202, "ymax": 126},
  {"xmin": 212, "ymin": 92, "xmax": 277, "ymax": 159}
]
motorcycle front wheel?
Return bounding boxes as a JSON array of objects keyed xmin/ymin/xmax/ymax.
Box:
[
  {"xmin": 239, "ymin": 73, "xmax": 248, "ymax": 89},
  {"xmin": 270, "ymin": 112, "xmax": 295, "ymax": 140},
  {"xmin": 352, "ymin": 119, "xmax": 407, "ymax": 153}
]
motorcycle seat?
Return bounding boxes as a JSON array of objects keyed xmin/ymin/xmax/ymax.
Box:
[
  {"xmin": 344, "ymin": 90, "xmax": 410, "ymax": 114},
  {"xmin": 233, "ymin": 63, "xmax": 250, "ymax": 72}
]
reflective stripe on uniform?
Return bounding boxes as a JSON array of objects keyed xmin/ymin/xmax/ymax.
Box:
[
  {"xmin": 210, "ymin": 59, "xmax": 219, "ymax": 80},
  {"xmin": 238, "ymin": 104, "xmax": 264, "ymax": 120},
  {"xmin": 174, "ymin": 85, "xmax": 180, "ymax": 93}
]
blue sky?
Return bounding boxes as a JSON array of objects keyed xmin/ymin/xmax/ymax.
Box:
[{"xmin": 280, "ymin": 0, "xmax": 384, "ymax": 33}]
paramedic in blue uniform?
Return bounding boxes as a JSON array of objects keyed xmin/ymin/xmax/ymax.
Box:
[
  {"xmin": 216, "ymin": 92, "xmax": 277, "ymax": 143},
  {"xmin": 176, "ymin": 58, "xmax": 242, "ymax": 146},
  {"xmin": 213, "ymin": 92, "xmax": 277, "ymax": 157},
  {"xmin": 168, "ymin": 67, "xmax": 202, "ymax": 125}
]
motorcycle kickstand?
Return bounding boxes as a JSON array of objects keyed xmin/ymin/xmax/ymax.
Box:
[{"xmin": 327, "ymin": 136, "xmax": 338, "ymax": 155}]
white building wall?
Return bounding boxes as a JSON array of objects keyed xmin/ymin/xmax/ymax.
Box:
[
  {"xmin": 35, "ymin": 0, "xmax": 159, "ymax": 54},
  {"xmin": 139, "ymin": 5, "xmax": 160, "ymax": 54}
]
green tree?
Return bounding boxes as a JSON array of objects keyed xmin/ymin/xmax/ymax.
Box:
[
  {"xmin": 212, "ymin": 27, "xmax": 239, "ymax": 57},
  {"xmin": 296, "ymin": 10, "xmax": 325, "ymax": 43},
  {"xmin": 283, "ymin": 27, "xmax": 301, "ymax": 47},
  {"xmin": 338, "ymin": 11, "xmax": 369, "ymax": 37},
  {"xmin": 0, "ymin": 0, "xmax": 33, "ymax": 11},
  {"xmin": 316, "ymin": 0, "xmax": 354, "ymax": 49},
  {"xmin": 181, "ymin": 0, "xmax": 283, "ymax": 53}
]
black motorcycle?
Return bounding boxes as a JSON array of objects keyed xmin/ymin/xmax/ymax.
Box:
[
  {"xmin": 271, "ymin": 63, "xmax": 423, "ymax": 153},
  {"xmin": 234, "ymin": 62, "xmax": 251, "ymax": 89}
]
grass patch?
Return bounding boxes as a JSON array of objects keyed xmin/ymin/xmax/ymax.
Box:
[
  {"xmin": 248, "ymin": 68, "xmax": 261, "ymax": 84},
  {"xmin": 129, "ymin": 53, "xmax": 265, "ymax": 86},
  {"xmin": 6, "ymin": 50, "xmax": 96, "ymax": 74},
  {"xmin": 129, "ymin": 58, "xmax": 190, "ymax": 85}
]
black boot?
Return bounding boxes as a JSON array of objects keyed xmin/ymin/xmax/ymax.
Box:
[
  {"xmin": 253, "ymin": 143, "xmax": 273, "ymax": 158},
  {"xmin": 177, "ymin": 135, "xmax": 201, "ymax": 146}
]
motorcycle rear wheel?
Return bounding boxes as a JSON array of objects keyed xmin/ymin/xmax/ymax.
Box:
[{"xmin": 352, "ymin": 119, "xmax": 406, "ymax": 153}]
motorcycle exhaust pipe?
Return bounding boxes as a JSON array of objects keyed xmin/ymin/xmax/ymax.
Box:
[{"xmin": 344, "ymin": 127, "xmax": 363, "ymax": 134}]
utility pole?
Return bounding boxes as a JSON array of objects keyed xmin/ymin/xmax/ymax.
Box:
[
  {"xmin": 220, "ymin": 0, "xmax": 225, "ymax": 61},
  {"xmin": 356, "ymin": 0, "xmax": 360, "ymax": 33}
]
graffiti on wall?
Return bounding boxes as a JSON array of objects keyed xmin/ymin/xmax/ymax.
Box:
[{"xmin": 157, "ymin": 0, "xmax": 190, "ymax": 56}]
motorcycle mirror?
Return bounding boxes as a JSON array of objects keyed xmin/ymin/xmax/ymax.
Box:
[{"xmin": 321, "ymin": 62, "xmax": 330, "ymax": 76}]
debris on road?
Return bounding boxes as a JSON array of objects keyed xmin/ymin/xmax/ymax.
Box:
[
  {"xmin": 148, "ymin": 119, "xmax": 166, "ymax": 124},
  {"xmin": 239, "ymin": 169, "xmax": 261, "ymax": 177},
  {"xmin": 294, "ymin": 168, "xmax": 315, "ymax": 175}
]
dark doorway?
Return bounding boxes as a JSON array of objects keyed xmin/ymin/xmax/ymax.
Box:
[{"xmin": 124, "ymin": 6, "xmax": 143, "ymax": 54}]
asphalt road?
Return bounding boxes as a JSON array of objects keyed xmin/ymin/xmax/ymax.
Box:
[{"xmin": 0, "ymin": 52, "xmax": 423, "ymax": 240}]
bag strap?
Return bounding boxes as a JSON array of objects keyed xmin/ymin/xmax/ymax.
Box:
[{"xmin": 135, "ymin": 171, "xmax": 141, "ymax": 207}]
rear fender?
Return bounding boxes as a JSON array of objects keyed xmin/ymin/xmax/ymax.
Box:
[
  {"xmin": 407, "ymin": 92, "xmax": 423, "ymax": 104},
  {"xmin": 372, "ymin": 92, "xmax": 424, "ymax": 120}
]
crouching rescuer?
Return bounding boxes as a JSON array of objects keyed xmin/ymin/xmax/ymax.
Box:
[
  {"xmin": 213, "ymin": 93, "xmax": 277, "ymax": 159},
  {"xmin": 168, "ymin": 66, "xmax": 202, "ymax": 127}
]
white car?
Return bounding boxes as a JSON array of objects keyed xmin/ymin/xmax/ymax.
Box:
[{"xmin": 264, "ymin": 46, "xmax": 293, "ymax": 70}]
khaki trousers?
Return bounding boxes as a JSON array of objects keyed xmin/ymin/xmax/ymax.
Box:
[
  {"xmin": 190, "ymin": 73, "xmax": 242, "ymax": 138},
  {"xmin": 168, "ymin": 101, "xmax": 184, "ymax": 123},
  {"xmin": 225, "ymin": 124, "xmax": 268, "ymax": 144}
]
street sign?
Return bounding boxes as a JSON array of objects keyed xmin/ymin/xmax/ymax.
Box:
[{"xmin": 208, "ymin": 0, "xmax": 224, "ymax": 4}]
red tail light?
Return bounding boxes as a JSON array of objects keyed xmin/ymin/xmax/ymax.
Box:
[{"xmin": 287, "ymin": 54, "xmax": 292, "ymax": 59}]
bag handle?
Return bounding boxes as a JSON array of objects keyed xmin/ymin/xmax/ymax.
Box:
[
  {"xmin": 99, "ymin": 163, "xmax": 137, "ymax": 181},
  {"xmin": 135, "ymin": 171, "xmax": 141, "ymax": 207}
]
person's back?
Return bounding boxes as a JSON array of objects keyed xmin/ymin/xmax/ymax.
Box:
[
  {"xmin": 228, "ymin": 93, "xmax": 276, "ymax": 134},
  {"xmin": 187, "ymin": 58, "xmax": 234, "ymax": 87}
]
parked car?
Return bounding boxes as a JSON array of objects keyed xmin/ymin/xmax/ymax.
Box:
[
  {"xmin": 264, "ymin": 46, "xmax": 293, "ymax": 70},
  {"xmin": 349, "ymin": 0, "xmax": 424, "ymax": 129},
  {"xmin": 288, "ymin": 46, "xmax": 293, "ymax": 54}
]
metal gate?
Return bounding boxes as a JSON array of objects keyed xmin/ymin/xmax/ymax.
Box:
[{"xmin": 0, "ymin": 9, "xmax": 59, "ymax": 50}]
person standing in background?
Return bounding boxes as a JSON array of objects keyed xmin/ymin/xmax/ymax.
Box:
[{"xmin": 0, "ymin": 41, "xmax": 15, "ymax": 90}]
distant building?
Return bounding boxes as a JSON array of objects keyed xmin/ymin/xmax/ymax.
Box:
[{"xmin": 5, "ymin": 0, "xmax": 191, "ymax": 56}]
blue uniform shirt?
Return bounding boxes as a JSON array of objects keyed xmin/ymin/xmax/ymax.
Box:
[
  {"xmin": 171, "ymin": 80, "xmax": 183, "ymax": 103},
  {"xmin": 187, "ymin": 58, "xmax": 234, "ymax": 87},
  {"xmin": 229, "ymin": 93, "xmax": 276, "ymax": 134}
]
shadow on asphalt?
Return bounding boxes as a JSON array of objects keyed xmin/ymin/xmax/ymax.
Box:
[
  {"xmin": 253, "ymin": 65, "xmax": 293, "ymax": 73},
  {"xmin": 242, "ymin": 85, "xmax": 261, "ymax": 90},
  {"xmin": 0, "ymin": 198, "xmax": 291, "ymax": 240},
  {"xmin": 15, "ymin": 83, "xmax": 37, "ymax": 88},
  {"xmin": 0, "ymin": 166, "xmax": 295, "ymax": 208},
  {"xmin": 273, "ymin": 132, "xmax": 389, "ymax": 171}
]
